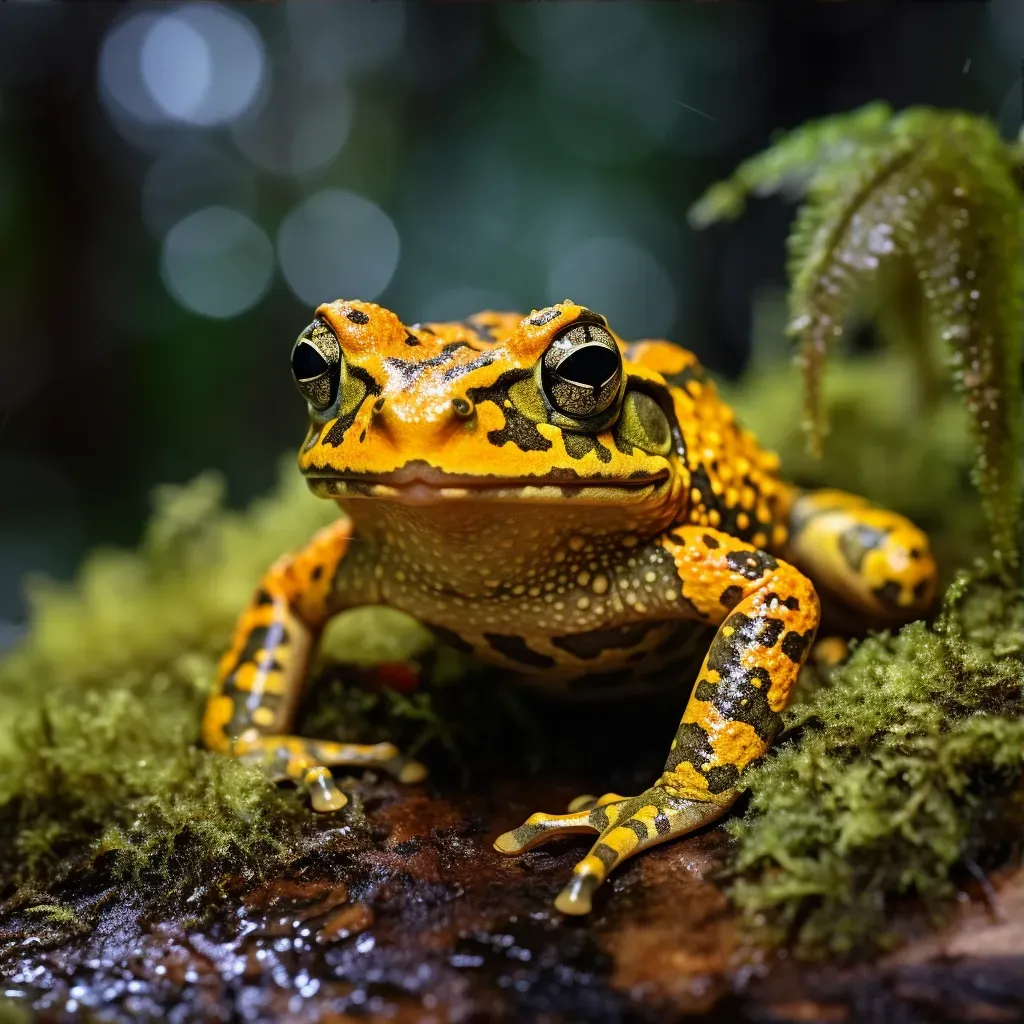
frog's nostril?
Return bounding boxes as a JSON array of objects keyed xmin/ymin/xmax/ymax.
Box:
[{"xmin": 451, "ymin": 396, "xmax": 475, "ymax": 420}]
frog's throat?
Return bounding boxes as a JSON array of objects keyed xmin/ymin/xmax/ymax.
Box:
[{"xmin": 334, "ymin": 488, "xmax": 682, "ymax": 597}]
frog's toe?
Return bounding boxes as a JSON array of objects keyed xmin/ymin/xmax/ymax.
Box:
[
  {"xmin": 232, "ymin": 735, "xmax": 426, "ymax": 812},
  {"xmin": 380, "ymin": 754, "xmax": 429, "ymax": 784},
  {"xmin": 304, "ymin": 766, "xmax": 348, "ymax": 813},
  {"xmin": 566, "ymin": 791, "xmax": 626, "ymax": 813},
  {"xmin": 494, "ymin": 795, "xmax": 629, "ymax": 856}
]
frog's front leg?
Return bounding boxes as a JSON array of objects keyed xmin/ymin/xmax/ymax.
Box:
[
  {"xmin": 202, "ymin": 518, "xmax": 426, "ymax": 812},
  {"xmin": 494, "ymin": 527, "xmax": 819, "ymax": 915}
]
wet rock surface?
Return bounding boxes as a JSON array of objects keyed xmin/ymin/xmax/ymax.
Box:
[{"xmin": 1, "ymin": 773, "xmax": 1021, "ymax": 1023}]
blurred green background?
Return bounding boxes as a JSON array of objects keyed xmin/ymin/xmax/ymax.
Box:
[{"xmin": 0, "ymin": 1, "xmax": 1020, "ymax": 642}]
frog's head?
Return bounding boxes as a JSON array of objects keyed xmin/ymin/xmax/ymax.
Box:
[{"xmin": 293, "ymin": 299, "xmax": 687, "ymax": 521}]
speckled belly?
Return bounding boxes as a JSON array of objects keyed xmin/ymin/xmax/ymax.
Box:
[{"xmin": 426, "ymin": 618, "xmax": 715, "ymax": 699}]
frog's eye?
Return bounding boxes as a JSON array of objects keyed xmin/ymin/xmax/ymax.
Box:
[
  {"xmin": 542, "ymin": 321, "xmax": 622, "ymax": 417},
  {"xmin": 291, "ymin": 319, "xmax": 342, "ymax": 411}
]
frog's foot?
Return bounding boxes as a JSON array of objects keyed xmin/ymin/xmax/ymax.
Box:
[
  {"xmin": 493, "ymin": 793, "xmax": 627, "ymax": 855},
  {"xmin": 496, "ymin": 779, "xmax": 733, "ymax": 914},
  {"xmin": 235, "ymin": 734, "xmax": 428, "ymax": 812}
]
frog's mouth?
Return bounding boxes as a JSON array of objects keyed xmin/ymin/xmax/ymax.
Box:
[{"xmin": 303, "ymin": 462, "xmax": 670, "ymax": 505}]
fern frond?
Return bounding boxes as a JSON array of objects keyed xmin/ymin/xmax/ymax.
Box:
[{"xmin": 691, "ymin": 106, "xmax": 1023, "ymax": 568}]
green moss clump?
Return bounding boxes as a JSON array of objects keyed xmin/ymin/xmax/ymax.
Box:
[
  {"xmin": 0, "ymin": 464, "xmax": 409, "ymax": 898},
  {"xmin": 728, "ymin": 567, "xmax": 1024, "ymax": 956}
]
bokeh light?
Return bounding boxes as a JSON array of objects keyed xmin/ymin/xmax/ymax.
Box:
[
  {"xmin": 277, "ymin": 189, "xmax": 400, "ymax": 307},
  {"xmin": 231, "ymin": 74, "xmax": 353, "ymax": 177},
  {"xmin": 160, "ymin": 206, "xmax": 274, "ymax": 318},
  {"xmin": 100, "ymin": 4, "xmax": 264, "ymax": 130}
]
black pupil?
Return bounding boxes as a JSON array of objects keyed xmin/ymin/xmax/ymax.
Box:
[
  {"xmin": 557, "ymin": 345, "xmax": 619, "ymax": 391},
  {"xmin": 292, "ymin": 342, "xmax": 329, "ymax": 381}
]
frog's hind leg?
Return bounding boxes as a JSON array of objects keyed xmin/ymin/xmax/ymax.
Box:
[
  {"xmin": 202, "ymin": 518, "xmax": 426, "ymax": 811},
  {"xmin": 496, "ymin": 527, "xmax": 820, "ymax": 915},
  {"xmin": 784, "ymin": 488, "xmax": 937, "ymax": 621}
]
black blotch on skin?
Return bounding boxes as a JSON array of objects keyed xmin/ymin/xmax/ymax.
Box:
[
  {"xmin": 429, "ymin": 625, "xmax": 474, "ymax": 654},
  {"xmin": 755, "ymin": 618, "xmax": 784, "ymax": 648},
  {"xmin": 320, "ymin": 366, "xmax": 382, "ymax": 447},
  {"xmin": 694, "ymin": 611, "xmax": 783, "ymax": 742},
  {"xmin": 384, "ymin": 345, "xmax": 473, "ymax": 386},
  {"xmin": 781, "ymin": 628, "xmax": 814, "ymax": 664},
  {"xmin": 552, "ymin": 622, "xmax": 657, "ymax": 660},
  {"xmin": 703, "ymin": 534, "xmax": 720, "ymax": 549},
  {"xmin": 346, "ymin": 309, "xmax": 370, "ymax": 324},
  {"xmin": 763, "ymin": 592, "xmax": 800, "ymax": 611},
  {"xmin": 623, "ymin": 819, "xmax": 649, "ymax": 842},
  {"xmin": 441, "ymin": 350, "xmax": 500, "ymax": 385},
  {"xmin": 529, "ymin": 308, "xmax": 562, "ymax": 327},
  {"xmin": 467, "ymin": 369, "xmax": 553, "ymax": 453},
  {"xmin": 404, "ymin": 334, "xmax": 420, "ymax": 347},
  {"xmin": 654, "ymin": 811, "xmax": 671, "ymax": 836},
  {"xmin": 254, "ymin": 589, "xmax": 274, "ymax": 607},
  {"xmin": 484, "ymin": 633, "xmax": 555, "ymax": 669},
  {"xmin": 704, "ymin": 764, "xmax": 740, "ymax": 793},
  {"xmin": 359, "ymin": 429, "xmax": 366, "ymax": 442},
  {"xmin": 593, "ymin": 843, "xmax": 619, "ymax": 870},
  {"xmin": 726, "ymin": 549, "xmax": 778, "ymax": 581},
  {"xmin": 838, "ymin": 523, "xmax": 890, "ymax": 571},
  {"xmin": 719, "ymin": 585, "xmax": 743, "ymax": 608},
  {"xmin": 236, "ymin": 626, "xmax": 271, "ymax": 665},
  {"xmin": 310, "ymin": 565, "xmax": 323, "ymax": 582},
  {"xmin": 372, "ymin": 396, "xmax": 386, "ymax": 413},
  {"xmin": 665, "ymin": 721, "xmax": 714, "ymax": 773},
  {"xmin": 564, "ymin": 432, "xmax": 613, "ymax": 464}
]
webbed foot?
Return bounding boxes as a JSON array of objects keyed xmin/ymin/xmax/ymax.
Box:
[
  {"xmin": 235, "ymin": 734, "xmax": 427, "ymax": 812},
  {"xmin": 494, "ymin": 778, "xmax": 733, "ymax": 914}
]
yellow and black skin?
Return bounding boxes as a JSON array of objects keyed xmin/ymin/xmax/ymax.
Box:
[{"xmin": 203, "ymin": 299, "xmax": 937, "ymax": 915}]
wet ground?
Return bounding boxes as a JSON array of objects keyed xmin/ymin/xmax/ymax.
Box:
[{"xmin": 2, "ymin": 768, "xmax": 1021, "ymax": 1024}]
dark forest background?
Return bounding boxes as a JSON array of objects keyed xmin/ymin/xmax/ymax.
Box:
[{"xmin": 0, "ymin": 1, "xmax": 1020, "ymax": 644}]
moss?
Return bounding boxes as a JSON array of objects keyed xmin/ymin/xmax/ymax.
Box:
[
  {"xmin": 0, "ymin": 463, "xmax": 389, "ymax": 897},
  {"xmin": 727, "ymin": 567, "xmax": 1024, "ymax": 956}
]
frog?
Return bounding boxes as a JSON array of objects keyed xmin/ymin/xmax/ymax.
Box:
[{"xmin": 202, "ymin": 298, "xmax": 936, "ymax": 916}]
